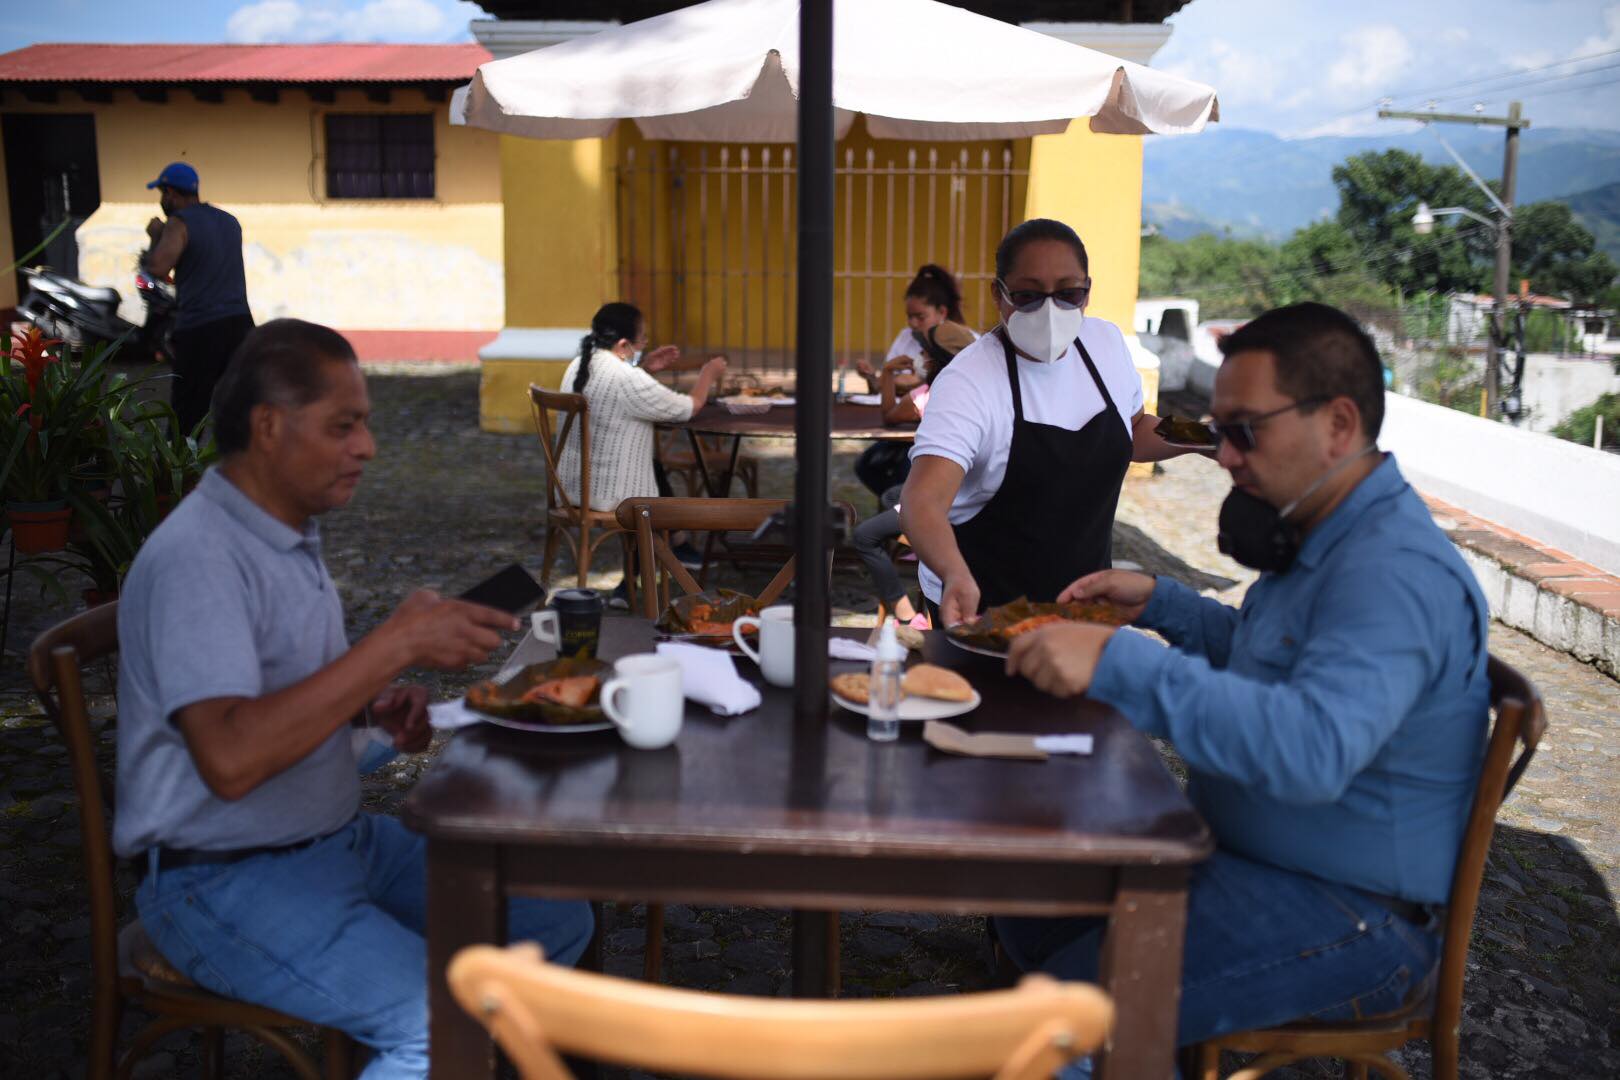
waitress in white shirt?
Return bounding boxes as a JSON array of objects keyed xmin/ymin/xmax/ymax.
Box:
[{"xmin": 900, "ymin": 219, "xmax": 1193, "ymax": 626}]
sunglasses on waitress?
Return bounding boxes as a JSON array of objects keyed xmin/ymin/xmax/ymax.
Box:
[{"xmin": 996, "ymin": 280, "xmax": 1091, "ymax": 313}]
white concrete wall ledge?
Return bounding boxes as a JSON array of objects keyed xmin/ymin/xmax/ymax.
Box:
[
  {"xmin": 1381, "ymin": 392, "xmax": 1620, "ymax": 576},
  {"xmin": 478, "ymin": 327, "xmax": 591, "ymax": 362}
]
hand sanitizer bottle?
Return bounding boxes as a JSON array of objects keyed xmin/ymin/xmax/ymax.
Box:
[{"xmin": 867, "ymin": 618, "xmax": 905, "ymax": 742}]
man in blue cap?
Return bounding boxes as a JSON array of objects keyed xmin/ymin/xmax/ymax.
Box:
[{"xmin": 144, "ymin": 161, "xmax": 254, "ymax": 435}]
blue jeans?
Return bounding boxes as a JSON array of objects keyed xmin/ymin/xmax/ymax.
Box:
[
  {"xmin": 137, "ymin": 814, "xmax": 594, "ymax": 1080},
  {"xmin": 994, "ymin": 849, "xmax": 1441, "ymax": 1079}
]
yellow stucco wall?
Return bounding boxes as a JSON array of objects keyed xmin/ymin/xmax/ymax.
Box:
[
  {"xmin": 1021, "ymin": 125, "xmax": 1143, "ymax": 335},
  {"xmin": 0, "ymin": 87, "xmax": 502, "ymax": 329}
]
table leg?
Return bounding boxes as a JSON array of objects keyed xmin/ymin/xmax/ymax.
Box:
[
  {"xmin": 1094, "ymin": 866, "xmax": 1189, "ymax": 1080},
  {"xmin": 427, "ymin": 839, "xmax": 504, "ymax": 1080},
  {"xmin": 789, "ymin": 909, "xmax": 836, "ymax": 997}
]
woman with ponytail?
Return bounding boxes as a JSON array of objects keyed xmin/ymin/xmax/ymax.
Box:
[
  {"xmin": 853, "ymin": 264, "xmax": 976, "ymax": 500},
  {"xmin": 556, "ymin": 303, "xmax": 727, "ymax": 601}
]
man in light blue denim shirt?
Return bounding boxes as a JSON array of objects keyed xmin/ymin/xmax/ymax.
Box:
[{"xmin": 996, "ymin": 303, "xmax": 1490, "ymax": 1064}]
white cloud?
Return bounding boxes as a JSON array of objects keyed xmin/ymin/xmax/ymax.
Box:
[
  {"xmin": 225, "ymin": 0, "xmax": 463, "ymax": 44},
  {"xmin": 1164, "ymin": 38, "xmax": 1283, "ymax": 107},
  {"xmin": 1575, "ymin": 3, "xmax": 1620, "ymax": 54},
  {"xmin": 1326, "ymin": 24, "xmax": 1415, "ymax": 98}
]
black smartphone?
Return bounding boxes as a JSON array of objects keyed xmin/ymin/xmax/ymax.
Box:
[{"xmin": 457, "ymin": 564, "xmax": 546, "ymax": 615}]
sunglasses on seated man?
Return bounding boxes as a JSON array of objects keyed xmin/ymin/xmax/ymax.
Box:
[
  {"xmin": 996, "ymin": 280, "xmax": 1092, "ymax": 313},
  {"xmin": 1206, "ymin": 396, "xmax": 1330, "ymax": 452}
]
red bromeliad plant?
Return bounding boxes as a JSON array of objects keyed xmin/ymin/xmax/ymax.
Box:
[{"xmin": 0, "ymin": 328, "xmax": 115, "ymax": 506}]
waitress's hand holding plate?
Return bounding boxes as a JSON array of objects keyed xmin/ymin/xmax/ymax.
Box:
[
  {"xmin": 1058, "ymin": 569, "xmax": 1155, "ymax": 623},
  {"xmin": 940, "ymin": 573, "xmax": 982, "ymax": 629}
]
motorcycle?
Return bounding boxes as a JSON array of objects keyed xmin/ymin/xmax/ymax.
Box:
[{"xmin": 16, "ymin": 262, "xmax": 176, "ymax": 364}]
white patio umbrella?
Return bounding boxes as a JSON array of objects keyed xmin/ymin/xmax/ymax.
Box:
[
  {"xmin": 456, "ymin": 0, "xmax": 1218, "ymax": 141},
  {"xmin": 456, "ymin": 0, "xmax": 1218, "ymax": 785}
]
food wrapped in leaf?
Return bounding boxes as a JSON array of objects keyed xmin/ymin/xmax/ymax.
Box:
[
  {"xmin": 655, "ymin": 589, "xmax": 762, "ymax": 641},
  {"xmin": 464, "ymin": 654, "xmax": 610, "ymax": 726},
  {"xmin": 947, "ymin": 596, "xmax": 1131, "ymax": 653},
  {"xmin": 1154, "ymin": 414, "xmax": 1215, "ymax": 447}
]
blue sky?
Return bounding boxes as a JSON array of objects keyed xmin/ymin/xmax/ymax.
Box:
[{"xmin": 6, "ymin": 0, "xmax": 1619, "ymax": 135}]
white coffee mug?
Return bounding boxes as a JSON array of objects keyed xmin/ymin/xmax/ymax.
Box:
[
  {"xmin": 733, "ymin": 605, "xmax": 793, "ymax": 688},
  {"xmin": 599, "ymin": 654, "xmax": 685, "ymax": 750}
]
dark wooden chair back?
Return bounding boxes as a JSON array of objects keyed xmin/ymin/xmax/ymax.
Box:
[
  {"xmin": 530, "ymin": 385, "xmax": 590, "ymax": 520},
  {"xmin": 613, "ymin": 497, "xmax": 854, "ymax": 619},
  {"xmin": 1428, "ymin": 655, "xmax": 1546, "ymax": 1074},
  {"xmin": 29, "ymin": 602, "xmax": 123, "ymax": 1027}
]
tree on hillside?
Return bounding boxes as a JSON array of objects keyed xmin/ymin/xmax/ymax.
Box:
[
  {"xmin": 1138, "ymin": 233, "xmax": 1283, "ymax": 319},
  {"xmin": 1332, "ymin": 149, "xmax": 1492, "ymax": 295},
  {"xmin": 1511, "ymin": 201, "xmax": 1619, "ymax": 304},
  {"xmin": 1275, "ymin": 221, "xmax": 1393, "ymax": 316}
]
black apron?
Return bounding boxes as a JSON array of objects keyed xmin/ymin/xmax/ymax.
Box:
[{"xmin": 951, "ymin": 329, "xmax": 1134, "ymax": 610}]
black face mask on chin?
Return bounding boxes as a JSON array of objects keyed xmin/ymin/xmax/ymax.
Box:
[{"xmin": 1217, "ymin": 447, "xmax": 1379, "ymax": 574}]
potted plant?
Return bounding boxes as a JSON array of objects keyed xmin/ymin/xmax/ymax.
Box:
[{"xmin": 0, "ymin": 327, "xmax": 112, "ymax": 552}]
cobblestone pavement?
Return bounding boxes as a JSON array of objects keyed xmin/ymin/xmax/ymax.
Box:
[{"xmin": 1, "ymin": 368, "xmax": 1615, "ymax": 1078}]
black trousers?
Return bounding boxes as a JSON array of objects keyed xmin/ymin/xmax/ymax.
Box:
[{"xmin": 168, "ymin": 312, "xmax": 255, "ymax": 436}]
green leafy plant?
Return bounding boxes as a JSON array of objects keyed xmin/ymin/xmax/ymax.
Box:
[{"xmin": 0, "ymin": 326, "xmax": 114, "ymax": 505}]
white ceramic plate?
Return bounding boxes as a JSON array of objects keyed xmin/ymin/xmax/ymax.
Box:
[
  {"xmin": 474, "ymin": 710, "xmax": 615, "ymax": 735},
  {"xmin": 831, "ymin": 688, "xmax": 981, "ymax": 722},
  {"xmin": 768, "ymin": 397, "xmax": 796, "ymax": 406}
]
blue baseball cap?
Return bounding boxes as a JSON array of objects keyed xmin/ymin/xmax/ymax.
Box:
[{"xmin": 146, "ymin": 162, "xmax": 198, "ymax": 193}]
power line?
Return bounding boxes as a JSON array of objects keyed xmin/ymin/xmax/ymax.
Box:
[
  {"xmin": 1423, "ymin": 60, "xmax": 1620, "ymax": 108},
  {"xmin": 1369, "ymin": 47, "xmax": 1620, "ymax": 112}
]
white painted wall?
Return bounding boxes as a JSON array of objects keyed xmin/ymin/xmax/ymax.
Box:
[
  {"xmin": 1381, "ymin": 392, "xmax": 1620, "ymax": 575},
  {"xmin": 1518, "ymin": 354, "xmax": 1620, "ymax": 434}
]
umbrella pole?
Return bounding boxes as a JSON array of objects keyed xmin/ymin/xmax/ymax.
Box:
[
  {"xmin": 792, "ymin": 0, "xmax": 833, "ymax": 729},
  {"xmin": 790, "ymin": 0, "xmax": 835, "ymax": 1000}
]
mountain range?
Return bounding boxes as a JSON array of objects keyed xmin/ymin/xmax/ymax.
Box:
[{"xmin": 1143, "ymin": 125, "xmax": 1620, "ymax": 260}]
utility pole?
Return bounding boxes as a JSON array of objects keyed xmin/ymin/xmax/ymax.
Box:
[{"xmin": 1379, "ymin": 102, "xmax": 1530, "ymax": 418}]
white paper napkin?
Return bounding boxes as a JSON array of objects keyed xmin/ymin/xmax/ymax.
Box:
[
  {"xmin": 844, "ymin": 392, "xmax": 882, "ymax": 406},
  {"xmin": 429, "ymin": 699, "xmax": 484, "ymax": 731},
  {"xmin": 828, "ymin": 638, "xmax": 877, "ymax": 662},
  {"xmin": 1032, "ymin": 734, "xmax": 1094, "ymax": 755},
  {"xmin": 655, "ymin": 642, "xmax": 762, "ymax": 716}
]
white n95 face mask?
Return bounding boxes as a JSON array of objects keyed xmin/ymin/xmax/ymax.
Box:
[{"xmin": 1004, "ymin": 298, "xmax": 1083, "ymax": 363}]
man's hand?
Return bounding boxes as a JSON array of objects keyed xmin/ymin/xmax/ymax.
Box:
[
  {"xmin": 641, "ymin": 344, "xmax": 680, "ymax": 373},
  {"xmin": 370, "ymin": 685, "xmax": 431, "ymax": 753},
  {"xmin": 940, "ymin": 573, "xmax": 981, "ymax": 628},
  {"xmin": 146, "ymin": 216, "xmax": 166, "ymax": 242},
  {"xmin": 1058, "ymin": 569, "xmax": 1156, "ymax": 623},
  {"xmin": 381, "ymin": 589, "xmax": 518, "ymax": 671},
  {"xmin": 1006, "ymin": 623, "xmax": 1115, "ymax": 698}
]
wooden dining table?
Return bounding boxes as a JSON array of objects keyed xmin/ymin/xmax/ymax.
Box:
[
  {"xmin": 405, "ymin": 617, "xmax": 1211, "ymax": 1079},
  {"xmin": 667, "ymin": 398, "xmax": 918, "ymax": 499}
]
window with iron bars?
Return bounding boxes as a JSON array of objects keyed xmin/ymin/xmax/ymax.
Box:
[{"xmin": 325, "ymin": 114, "xmax": 435, "ymax": 199}]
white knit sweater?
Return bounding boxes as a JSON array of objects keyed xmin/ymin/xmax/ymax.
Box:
[{"xmin": 556, "ymin": 350, "xmax": 695, "ymax": 512}]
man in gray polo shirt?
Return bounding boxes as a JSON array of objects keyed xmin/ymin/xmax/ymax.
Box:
[{"xmin": 116, "ymin": 318, "xmax": 591, "ymax": 1079}]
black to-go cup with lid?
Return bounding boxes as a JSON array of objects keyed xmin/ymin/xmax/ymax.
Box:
[{"xmin": 534, "ymin": 587, "xmax": 605, "ymax": 658}]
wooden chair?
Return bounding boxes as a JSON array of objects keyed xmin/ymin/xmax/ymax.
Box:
[
  {"xmin": 450, "ymin": 942, "xmax": 1114, "ymax": 1080},
  {"xmin": 28, "ymin": 604, "xmax": 353, "ymax": 1080},
  {"xmin": 615, "ymin": 496, "xmax": 855, "ymax": 620},
  {"xmin": 657, "ymin": 429, "xmax": 760, "ymax": 498},
  {"xmin": 1191, "ymin": 654, "xmax": 1547, "ymax": 1080},
  {"xmin": 529, "ymin": 384, "xmax": 638, "ymax": 600}
]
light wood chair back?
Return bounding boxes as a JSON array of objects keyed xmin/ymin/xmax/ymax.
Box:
[
  {"xmin": 530, "ymin": 384, "xmax": 636, "ymax": 593},
  {"xmin": 614, "ymin": 497, "xmax": 854, "ymax": 620},
  {"xmin": 29, "ymin": 604, "xmax": 351, "ymax": 1080},
  {"xmin": 530, "ymin": 385, "xmax": 590, "ymax": 520},
  {"xmin": 450, "ymin": 942, "xmax": 1113, "ymax": 1080},
  {"xmin": 1193, "ymin": 653, "xmax": 1546, "ymax": 1080}
]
